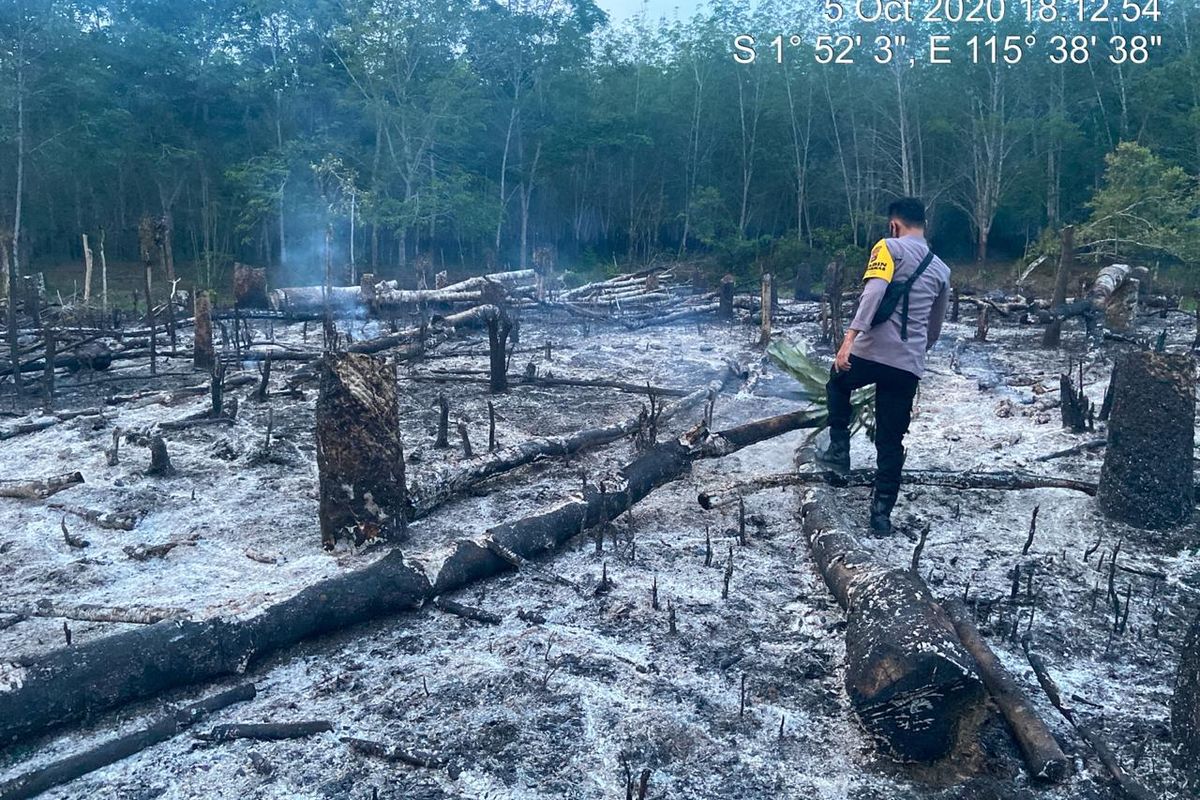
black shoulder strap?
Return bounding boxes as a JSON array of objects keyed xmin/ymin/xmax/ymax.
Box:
[{"xmin": 900, "ymin": 249, "xmax": 935, "ymax": 341}]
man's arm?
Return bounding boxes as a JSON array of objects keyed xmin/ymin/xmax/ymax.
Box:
[
  {"xmin": 926, "ymin": 280, "xmax": 949, "ymax": 350},
  {"xmin": 835, "ymin": 278, "xmax": 888, "ymax": 371},
  {"xmin": 848, "ymin": 277, "xmax": 889, "ymax": 333}
]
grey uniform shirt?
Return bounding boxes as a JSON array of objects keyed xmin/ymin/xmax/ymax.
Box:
[{"xmin": 848, "ymin": 234, "xmax": 950, "ymax": 379}]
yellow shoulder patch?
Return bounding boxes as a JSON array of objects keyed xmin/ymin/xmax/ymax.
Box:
[{"xmin": 863, "ymin": 239, "xmax": 895, "ymax": 283}]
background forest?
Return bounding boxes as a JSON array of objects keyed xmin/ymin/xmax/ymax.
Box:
[{"xmin": 1, "ymin": 0, "xmax": 1198, "ymax": 295}]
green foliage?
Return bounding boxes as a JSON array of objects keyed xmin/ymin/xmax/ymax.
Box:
[
  {"xmin": 766, "ymin": 339, "xmax": 876, "ymax": 442},
  {"xmin": 1081, "ymin": 142, "xmax": 1200, "ymax": 264},
  {"xmin": 1, "ymin": 0, "xmax": 1200, "ymax": 281}
]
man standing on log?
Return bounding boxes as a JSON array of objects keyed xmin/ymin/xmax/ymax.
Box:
[{"xmin": 817, "ymin": 198, "xmax": 951, "ymax": 535}]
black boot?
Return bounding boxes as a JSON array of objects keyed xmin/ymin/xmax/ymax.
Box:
[
  {"xmin": 869, "ymin": 489, "xmax": 898, "ymax": 536},
  {"xmin": 816, "ymin": 428, "xmax": 851, "ymax": 475}
]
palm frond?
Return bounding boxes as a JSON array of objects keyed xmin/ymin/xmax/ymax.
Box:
[{"xmin": 767, "ymin": 339, "xmax": 876, "ymax": 441}]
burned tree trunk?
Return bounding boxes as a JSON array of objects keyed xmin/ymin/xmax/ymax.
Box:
[
  {"xmin": 41, "ymin": 327, "xmax": 54, "ymax": 415},
  {"xmin": 1173, "ymin": 609, "xmax": 1200, "ymax": 784},
  {"xmin": 759, "ymin": 273, "xmax": 773, "ymax": 346},
  {"xmin": 821, "ymin": 261, "xmax": 844, "ymax": 345},
  {"xmin": 193, "ymin": 291, "xmax": 214, "ymax": 372},
  {"xmin": 1041, "ymin": 226, "xmax": 1073, "ymax": 348},
  {"xmin": 1098, "ymin": 350, "xmax": 1194, "ymax": 529},
  {"xmin": 974, "ymin": 305, "xmax": 990, "ymax": 342},
  {"xmin": 316, "ymin": 353, "xmax": 407, "ymax": 549},
  {"xmin": 486, "ymin": 308, "xmax": 512, "ymax": 393},
  {"xmin": 1060, "ymin": 373, "xmax": 1093, "ymax": 433},
  {"xmin": 800, "ymin": 489, "xmax": 986, "ymax": 762},
  {"xmin": 233, "ymin": 263, "xmax": 269, "ymax": 309},
  {"xmin": 1105, "ymin": 277, "xmax": 1139, "ymax": 332},
  {"xmin": 718, "ymin": 274, "xmax": 735, "ymax": 319},
  {"xmin": 138, "ymin": 216, "xmax": 157, "ymax": 377}
]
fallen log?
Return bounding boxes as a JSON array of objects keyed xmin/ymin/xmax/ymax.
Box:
[
  {"xmin": 47, "ymin": 504, "xmax": 139, "ymax": 531},
  {"xmin": 1034, "ymin": 438, "xmax": 1106, "ymax": 462},
  {"xmin": 429, "ymin": 405, "xmax": 826, "ymax": 595},
  {"xmin": 0, "ymin": 472, "xmax": 84, "ymax": 500},
  {"xmin": 1026, "ymin": 648, "xmax": 1156, "ymax": 800},
  {"xmin": 0, "ymin": 408, "xmax": 105, "ymax": 442},
  {"xmin": 1047, "ymin": 263, "xmax": 1148, "ymax": 342},
  {"xmin": 0, "ymin": 602, "xmax": 182, "ymax": 625},
  {"xmin": 698, "ymin": 468, "xmax": 1097, "ymax": 509},
  {"xmin": 629, "ymin": 303, "xmax": 720, "ymax": 329},
  {"xmin": 409, "ymin": 371, "xmax": 691, "ymax": 397},
  {"xmin": 0, "ymin": 403, "xmax": 816, "ymax": 747},
  {"xmin": 407, "ymin": 365, "xmax": 741, "ymax": 520},
  {"xmin": 433, "ymin": 596, "xmax": 501, "ymax": 625},
  {"xmin": 0, "ymin": 683, "xmax": 256, "ymax": 800},
  {"xmin": 800, "ymin": 488, "xmax": 986, "ymax": 762},
  {"xmin": 342, "ymin": 736, "xmax": 448, "ymax": 769},
  {"xmin": 943, "ymin": 598, "xmax": 1069, "ymax": 782},
  {"xmin": 195, "ymin": 720, "xmax": 332, "ymax": 743}
]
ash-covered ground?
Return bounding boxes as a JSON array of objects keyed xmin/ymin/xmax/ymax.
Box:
[{"xmin": 0, "ymin": 299, "xmax": 1196, "ymax": 799}]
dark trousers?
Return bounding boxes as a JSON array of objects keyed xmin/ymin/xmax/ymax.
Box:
[{"xmin": 826, "ymin": 354, "xmax": 919, "ymax": 499}]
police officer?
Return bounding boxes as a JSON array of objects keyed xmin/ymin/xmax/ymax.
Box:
[{"xmin": 817, "ymin": 197, "xmax": 951, "ymax": 535}]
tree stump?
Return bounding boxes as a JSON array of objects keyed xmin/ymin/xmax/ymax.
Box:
[
  {"xmin": 193, "ymin": 292, "xmax": 214, "ymax": 372},
  {"xmin": 821, "ymin": 261, "xmax": 844, "ymax": 345},
  {"xmin": 1105, "ymin": 278, "xmax": 1139, "ymax": 332},
  {"xmin": 759, "ymin": 273, "xmax": 773, "ymax": 346},
  {"xmin": 792, "ymin": 265, "xmax": 809, "ymax": 301},
  {"xmin": 1098, "ymin": 350, "xmax": 1195, "ymax": 529},
  {"xmin": 233, "ymin": 263, "xmax": 269, "ymax": 309},
  {"xmin": 1173, "ymin": 609, "xmax": 1200, "ymax": 784},
  {"xmin": 487, "ymin": 309, "xmax": 513, "ymax": 393},
  {"xmin": 316, "ymin": 353, "xmax": 407, "ymax": 549},
  {"xmin": 718, "ymin": 274, "xmax": 735, "ymax": 319}
]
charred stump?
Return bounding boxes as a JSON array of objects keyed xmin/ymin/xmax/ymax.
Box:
[
  {"xmin": 1105, "ymin": 277, "xmax": 1139, "ymax": 332},
  {"xmin": 486, "ymin": 308, "xmax": 513, "ymax": 393},
  {"xmin": 1173, "ymin": 609, "xmax": 1200, "ymax": 785},
  {"xmin": 138, "ymin": 217, "xmax": 157, "ymax": 377},
  {"xmin": 974, "ymin": 305, "xmax": 990, "ymax": 342},
  {"xmin": 801, "ymin": 489, "xmax": 986, "ymax": 762},
  {"xmin": 316, "ymin": 353, "xmax": 407, "ymax": 549},
  {"xmin": 233, "ymin": 263, "xmax": 269, "ymax": 309},
  {"xmin": 145, "ymin": 436, "xmax": 174, "ymax": 476},
  {"xmin": 193, "ymin": 291, "xmax": 214, "ymax": 372},
  {"xmin": 759, "ymin": 273, "xmax": 773, "ymax": 346},
  {"xmin": 718, "ymin": 274, "xmax": 735, "ymax": 320},
  {"xmin": 821, "ymin": 261, "xmax": 844, "ymax": 345},
  {"xmin": 41, "ymin": 327, "xmax": 55, "ymax": 415},
  {"xmin": 1060, "ymin": 372, "xmax": 1093, "ymax": 433},
  {"xmin": 1041, "ymin": 226, "xmax": 1073, "ymax": 348},
  {"xmin": 792, "ymin": 265, "xmax": 809, "ymax": 301},
  {"xmin": 1098, "ymin": 350, "xmax": 1195, "ymax": 529}
]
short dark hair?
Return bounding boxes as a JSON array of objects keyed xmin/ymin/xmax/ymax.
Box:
[{"xmin": 887, "ymin": 197, "xmax": 925, "ymax": 228}]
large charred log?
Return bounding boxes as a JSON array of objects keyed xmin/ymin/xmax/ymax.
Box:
[
  {"xmin": 0, "ymin": 683, "xmax": 256, "ymax": 800},
  {"xmin": 0, "ymin": 551, "xmax": 430, "ymax": 748},
  {"xmin": 316, "ymin": 353, "xmax": 407, "ymax": 549},
  {"xmin": 1097, "ymin": 350, "xmax": 1194, "ymax": 529},
  {"xmin": 800, "ymin": 489, "xmax": 986, "ymax": 762}
]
